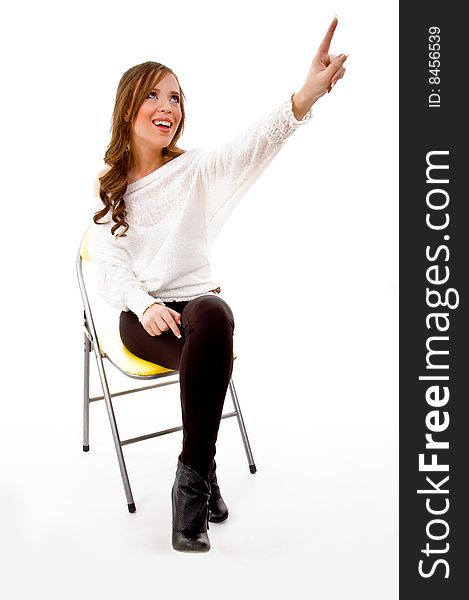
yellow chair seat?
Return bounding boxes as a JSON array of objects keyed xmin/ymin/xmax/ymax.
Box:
[
  {"xmin": 98, "ymin": 326, "xmax": 174, "ymax": 377},
  {"xmin": 98, "ymin": 326, "xmax": 238, "ymax": 378}
]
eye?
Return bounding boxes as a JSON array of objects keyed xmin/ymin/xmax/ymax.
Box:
[
  {"xmin": 147, "ymin": 91, "xmax": 157, "ymax": 100},
  {"xmin": 170, "ymin": 94, "xmax": 180, "ymax": 103}
]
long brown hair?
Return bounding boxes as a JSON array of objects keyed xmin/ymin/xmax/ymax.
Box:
[{"xmin": 94, "ymin": 62, "xmax": 186, "ymax": 237}]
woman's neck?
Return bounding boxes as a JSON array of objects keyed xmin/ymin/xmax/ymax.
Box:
[{"xmin": 128, "ymin": 148, "xmax": 166, "ymax": 184}]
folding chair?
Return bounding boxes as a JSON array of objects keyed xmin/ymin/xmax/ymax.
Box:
[{"xmin": 76, "ymin": 228, "xmax": 257, "ymax": 513}]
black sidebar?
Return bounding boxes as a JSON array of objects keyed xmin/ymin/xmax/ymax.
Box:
[{"xmin": 400, "ymin": 2, "xmax": 468, "ymax": 598}]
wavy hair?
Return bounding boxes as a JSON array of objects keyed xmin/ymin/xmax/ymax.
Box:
[{"xmin": 94, "ymin": 62, "xmax": 186, "ymax": 237}]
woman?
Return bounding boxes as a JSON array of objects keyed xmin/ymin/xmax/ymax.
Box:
[{"xmin": 89, "ymin": 16, "xmax": 347, "ymax": 553}]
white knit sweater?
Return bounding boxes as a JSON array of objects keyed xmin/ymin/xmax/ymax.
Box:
[{"xmin": 89, "ymin": 96, "xmax": 313, "ymax": 321}]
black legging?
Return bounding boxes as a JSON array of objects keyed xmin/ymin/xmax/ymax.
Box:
[{"xmin": 119, "ymin": 295, "xmax": 235, "ymax": 480}]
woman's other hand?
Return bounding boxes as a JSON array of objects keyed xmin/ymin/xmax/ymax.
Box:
[{"xmin": 142, "ymin": 303, "xmax": 182, "ymax": 338}]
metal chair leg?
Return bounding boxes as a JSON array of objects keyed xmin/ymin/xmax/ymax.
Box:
[
  {"xmin": 228, "ymin": 377, "xmax": 257, "ymax": 473},
  {"xmin": 83, "ymin": 330, "xmax": 91, "ymax": 452},
  {"xmin": 94, "ymin": 353, "xmax": 137, "ymax": 513}
]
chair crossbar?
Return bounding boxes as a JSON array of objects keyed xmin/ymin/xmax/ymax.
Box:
[
  {"xmin": 121, "ymin": 426, "xmax": 184, "ymax": 446},
  {"xmin": 120, "ymin": 412, "xmax": 237, "ymax": 447},
  {"xmin": 89, "ymin": 378, "xmax": 179, "ymax": 402}
]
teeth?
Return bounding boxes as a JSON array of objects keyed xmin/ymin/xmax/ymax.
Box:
[{"xmin": 153, "ymin": 120, "xmax": 171, "ymax": 127}]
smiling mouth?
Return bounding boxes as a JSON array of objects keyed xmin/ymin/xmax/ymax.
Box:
[{"xmin": 152, "ymin": 119, "xmax": 172, "ymax": 129}]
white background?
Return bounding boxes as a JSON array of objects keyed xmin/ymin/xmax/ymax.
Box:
[{"xmin": 1, "ymin": 0, "xmax": 398, "ymax": 598}]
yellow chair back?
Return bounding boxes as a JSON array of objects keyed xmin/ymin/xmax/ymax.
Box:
[{"xmin": 80, "ymin": 227, "xmax": 92, "ymax": 262}]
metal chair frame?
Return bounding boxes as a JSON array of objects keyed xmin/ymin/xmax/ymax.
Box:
[{"xmin": 76, "ymin": 231, "xmax": 257, "ymax": 513}]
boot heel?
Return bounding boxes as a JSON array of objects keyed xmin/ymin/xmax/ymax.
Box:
[{"xmin": 209, "ymin": 461, "xmax": 229, "ymax": 523}]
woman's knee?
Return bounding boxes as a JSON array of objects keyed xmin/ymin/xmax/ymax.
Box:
[{"xmin": 182, "ymin": 295, "xmax": 235, "ymax": 332}]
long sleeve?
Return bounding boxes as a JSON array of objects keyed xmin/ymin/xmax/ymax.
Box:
[
  {"xmin": 88, "ymin": 218, "xmax": 163, "ymax": 320},
  {"xmin": 199, "ymin": 96, "xmax": 313, "ymax": 244}
]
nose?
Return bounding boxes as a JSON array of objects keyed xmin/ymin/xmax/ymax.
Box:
[{"xmin": 158, "ymin": 98, "xmax": 172, "ymax": 113}]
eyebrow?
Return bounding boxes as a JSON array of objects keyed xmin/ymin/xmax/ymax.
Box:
[{"xmin": 152, "ymin": 88, "xmax": 180, "ymax": 95}]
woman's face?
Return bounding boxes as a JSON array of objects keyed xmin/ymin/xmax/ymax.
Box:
[{"xmin": 131, "ymin": 72, "xmax": 182, "ymax": 155}]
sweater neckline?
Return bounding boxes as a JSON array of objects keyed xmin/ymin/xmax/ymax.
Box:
[{"xmin": 125, "ymin": 149, "xmax": 196, "ymax": 194}]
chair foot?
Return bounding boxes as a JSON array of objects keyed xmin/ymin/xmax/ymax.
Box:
[
  {"xmin": 83, "ymin": 445, "xmax": 90, "ymax": 452},
  {"xmin": 249, "ymin": 464, "xmax": 257, "ymax": 474},
  {"xmin": 128, "ymin": 502, "xmax": 136, "ymax": 513}
]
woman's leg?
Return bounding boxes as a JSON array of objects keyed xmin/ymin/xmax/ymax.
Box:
[
  {"xmin": 178, "ymin": 295, "xmax": 235, "ymax": 479},
  {"xmin": 119, "ymin": 300, "xmax": 188, "ymax": 371},
  {"xmin": 119, "ymin": 295, "xmax": 235, "ymax": 479}
]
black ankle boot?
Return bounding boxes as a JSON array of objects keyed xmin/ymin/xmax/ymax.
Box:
[
  {"xmin": 172, "ymin": 459, "xmax": 211, "ymax": 553},
  {"xmin": 209, "ymin": 461, "xmax": 229, "ymax": 523}
]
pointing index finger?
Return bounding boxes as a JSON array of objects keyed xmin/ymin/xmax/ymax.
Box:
[{"xmin": 318, "ymin": 16, "xmax": 338, "ymax": 54}]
